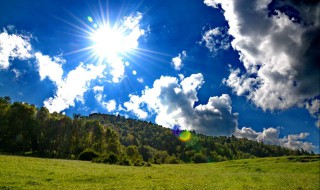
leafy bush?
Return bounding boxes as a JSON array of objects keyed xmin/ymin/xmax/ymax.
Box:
[
  {"xmin": 103, "ymin": 154, "xmax": 119, "ymax": 164},
  {"xmin": 193, "ymin": 153, "xmax": 207, "ymax": 163},
  {"xmin": 119, "ymin": 156, "xmax": 132, "ymax": 166},
  {"xmin": 164, "ymin": 155, "xmax": 181, "ymax": 164},
  {"xmin": 78, "ymin": 148, "xmax": 99, "ymax": 161},
  {"xmin": 92, "ymin": 154, "xmax": 119, "ymax": 164},
  {"xmin": 144, "ymin": 162, "xmax": 152, "ymax": 167}
]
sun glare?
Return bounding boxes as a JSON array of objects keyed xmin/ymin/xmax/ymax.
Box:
[
  {"xmin": 91, "ymin": 26, "xmax": 126, "ymax": 58},
  {"xmin": 91, "ymin": 22, "xmax": 136, "ymax": 59}
]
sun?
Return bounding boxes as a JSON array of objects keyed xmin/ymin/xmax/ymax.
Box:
[
  {"xmin": 87, "ymin": 13, "xmax": 144, "ymax": 61},
  {"xmin": 90, "ymin": 25, "xmax": 132, "ymax": 58},
  {"xmin": 60, "ymin": 11, "xmax": 146, "ymax": 64}
]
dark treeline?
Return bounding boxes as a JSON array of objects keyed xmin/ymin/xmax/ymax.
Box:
[{"xmin": 0, "ymin": 96, "xmax": 313, "ymax": 165}]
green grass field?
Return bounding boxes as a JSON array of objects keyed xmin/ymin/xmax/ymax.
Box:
[{"xmin": 0, "ymin": 155, "xmax": 319, "ymax": 190}]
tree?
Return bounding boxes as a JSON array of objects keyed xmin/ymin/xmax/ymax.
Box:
[
  {"xmin": 6, "ymin": 102, "xmax": 37, "ymax": 154},
  {"xmin": 36, "ymin": 107, "xmax": 50, "ymax": 156},
  {"xmin": 126, "ymin": 145, "xmax": 143, "ymax": 165},
  {"xmin": 105, "ymin": 127, "xmax": 121, "ymax": 155},
  {"xmin": 0, "ymin": 96, "xmax": 11, "ymax": 151}
]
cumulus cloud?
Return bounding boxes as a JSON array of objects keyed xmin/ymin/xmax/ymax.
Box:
[
  {"xmin": 171, "ymin": 51, "xmax": 186, "ymax": 70},
  {"xmin": 124, "ymin": 73, "xmax": 238, "ymax": 136},
  {"xmin": 35, "ymin": 52, "xmax": 64, "ymax": 84},
  {"xmin": 200, "ymin": 26, "xmax": 230, "ymax": 54},
  {"xmin": 0, "ymin": 27, "xmax": 108, "ymax": 113},
  {"xmin": 0, "ymin": 11, "xmax": 145, "ymax": 113},
  {"xmin": 44, "ymin": 63, "xmax": 106, "ymax": 113},
  {"xmin": 0, "ymin": 28, "xmax": 32, "ymax": 69},
  {"xmin": 235, "ymin": 127, "xmax": 316, "ymax": 152},
  {"xmin": 124, "ymin": 94, "xmax": 148, "ymax": 119},
  {"xmin": 205, "ymin": 0, "xmax": 320, "ymax": 114},
  {"xmin": 103, "ymin": 99, "xmax": 117, "ymax": 112}
]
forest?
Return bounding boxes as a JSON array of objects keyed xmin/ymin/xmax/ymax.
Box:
[{"xmin": 0, "ymin": 96, "xmax": 313, "ymax": 166}]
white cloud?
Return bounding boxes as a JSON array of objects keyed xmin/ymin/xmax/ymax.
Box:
[
  {"xmin": 11, "ymin": 68, "xmax": 22, "ymax": 78},
  {"xmin": 306, "ymin": 99, "xmax": 320, "ymax": 116},
  {"xmin": 171, "ymin": 51, "xmax": 187, "ymax": 70},
  {"xmin": 124, "ymin": 73, "xmax": 238, "ymax": 136},
  {"xmin": 124, "ymin": 94, "xmax": 148, "ymax": 119},
  {"xmin": 0, "ymin": 28, "xmax": 108, "ymax": 113},
  {"xmin": 93, "ymin": 86, "xmax": 117, "ymax": 112},
  {"xmin": 93, "ymin": 85, "xmax": 104, "ymax": 93},
  {"xmin": 205, "ymin": 0, "xmax": 320, "ymax": 114},
  {"xmin": 104, "ymin": 12, "xmax": 145, "ymax": 83},
  {"xmin": 103, "ymin": 99, "xmax": 116, "ymax": 112},
  {"xmin": 235, "ymin": 127, "xmax": 316, "ymax": 152},
  {"xmin": 132, "ymin": 70, "xmax": 137, "ymax": 75},
  {"xmin": 108, "ymin": 56, "xmax": 125, "ymax": 83},
  {"xmin": 0, "ymin": 14, "xmax": 146, "ymax": 114},
  {"xmin": 0, "ymin": 28, "xmax": 32, "ymax": 69},
  {"xmin": 306, "ymin": 99, "xmax": 320, "ymax": 128},
  {"xmin": 35, "ymin": 52, "xmax": 64, "ymax": 84},
  {"xmin": 44, "ymin": 63, "xmax": 106, "ymax": 113},
  {"xmin": 204, "ymin": 0, "xmax": 219, "ymax": 8},
  {"xmin": 200, "ymin": 26, "xmax": 230, "ymax": 54}
]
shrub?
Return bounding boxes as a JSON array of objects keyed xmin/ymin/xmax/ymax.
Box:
[
  {"xmin": 144, "ymin": 162, "xmax": 152, "ymax": 167},
  {"xmin": 133, "ymin": 159, "xmax": 143, "ymax": 166},
  {"xmin": 193, "ymin": 153, "xmax": 207, "ymax": 163},
  {"xmin": 164, "ymin": 155, "xmax": 181, "ymax": 164},
  {"xmin": 103, "ymin": 154, "xmax": 118, "ymax": 164},
  {"xmin": 78, "ymin": 148, "xmax": 99, "ymax": 161},
  {"xmin": 119, "ymin": 157, "xmax": 132, "ymax": 166}
]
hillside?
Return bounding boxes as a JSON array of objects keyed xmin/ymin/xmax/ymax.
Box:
[
  {"xmin": 0, "ymin": 155, "xmax": 319, "ymax": 189},
  {"xmin": 0, "ymin": 97, "xmax": 313, "ymax": 165},
  {"xmin": 86, "ymin": 113, "xmax": 312, "ymax": 163}
]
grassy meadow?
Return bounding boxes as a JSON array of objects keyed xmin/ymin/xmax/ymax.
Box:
[{"xmin": 0, "ymin": 155, "xmax": 319, "ymax": 190}]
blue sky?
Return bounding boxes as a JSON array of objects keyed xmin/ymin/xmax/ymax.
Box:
[{"xmin": 0, "ymin": 0, "xmax": 319, "ymax": 152}]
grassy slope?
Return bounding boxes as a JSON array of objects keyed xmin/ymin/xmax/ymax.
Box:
[{"xmin": 0, "ymin": 155, "xmax": 319, "ymax": 190}]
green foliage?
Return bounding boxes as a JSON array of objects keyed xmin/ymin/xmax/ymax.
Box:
[
  {"xmin": 193, "ymin": 153, "xmax": 207, "ymax": 163},
  {"xmin": 0, "ymin": 96, "xmax": 314, "ymax": 165},
  {"xmin": 164, "ymin": 155, "xmax": 181, "ymax": 164},
  {"xmin": 78, "ymin": 148, "xmax": 100, "ymax": 161}
]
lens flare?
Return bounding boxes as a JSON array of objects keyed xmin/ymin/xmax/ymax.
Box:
[
  {"xmin": 178, "ymin": 131, "xmax": 192, "ymax": 142},
  {"xmin": 172, "ymin": 124, "xmax": 192, "ymax": 142},
  {"xmin": 87, "ymin": 16, "xmax": 93, "ymax": 23}
]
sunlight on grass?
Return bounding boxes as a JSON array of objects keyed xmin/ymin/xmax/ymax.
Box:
[{"xmin": 0, "ymin": 155, "xmax": 319, "ymax": 189}]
